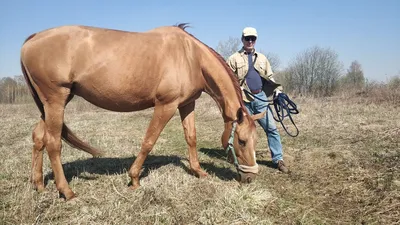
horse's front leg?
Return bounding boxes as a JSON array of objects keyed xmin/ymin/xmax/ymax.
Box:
[
  {"xmin": 179, "ymin": 102, "xmax": 208, "ymax": 178},
  {"xmin": 128, "ymin": 102, "xmax": 179, "ymax": 190}
]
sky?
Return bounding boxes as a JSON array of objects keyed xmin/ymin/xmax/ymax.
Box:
[{"xmin": 0, "ymin": 0, "xmax": 399, "ymax": 82}]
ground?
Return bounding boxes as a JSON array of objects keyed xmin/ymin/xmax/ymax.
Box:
[{"xmin": 0, "ymin": 94, "xmax": 399, "ymax": 224}]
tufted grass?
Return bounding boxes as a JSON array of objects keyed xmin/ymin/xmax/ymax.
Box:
[{"xmin": 1, "ymin": 94, "xmax": 399, "ymax": 224}]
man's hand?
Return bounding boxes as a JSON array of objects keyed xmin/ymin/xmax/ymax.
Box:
[{"xmin": 273, "ymin": 89, "xmax": 282, "ymax": 99}]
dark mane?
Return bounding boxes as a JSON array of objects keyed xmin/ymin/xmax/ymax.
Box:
[{"xmin": 175, "ymin": 23, "xmax": 245, "ymax": 109}]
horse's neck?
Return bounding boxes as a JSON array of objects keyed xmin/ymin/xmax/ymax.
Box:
[{"xmin": 201, "ymin": 54, "xmax": 240, "ymax": 122}]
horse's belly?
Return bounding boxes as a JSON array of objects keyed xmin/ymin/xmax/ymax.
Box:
[{"xmin": 74, "ymin": 88, "xmax": 156, "ymax": 112}]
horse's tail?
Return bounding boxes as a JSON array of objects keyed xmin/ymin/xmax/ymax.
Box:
[
  {"xmin": 21, "ymin": 34, "xmax": 103, "ymax": 157},
  {"xmin": 60, "ymin": 124, "xmax": 103, "ymax": 157}
]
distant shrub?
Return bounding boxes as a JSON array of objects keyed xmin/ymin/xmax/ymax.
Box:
[
  {"xmin": 363, "ymin": 77, "xmax": 400, "ymax": 105},
  {"xmin": 388, "ymin": 75, "xmax": 400, "ymax": 91}
]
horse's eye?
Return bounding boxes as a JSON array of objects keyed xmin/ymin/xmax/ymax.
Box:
[{"xmin": 238, "ymin": 139, "xmax": 246, "ymax": 146}]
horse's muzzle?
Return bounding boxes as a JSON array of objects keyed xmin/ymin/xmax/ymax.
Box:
[
  {"xmin": 236, "ymin": 164, "xmax": 259, "ymax": 183},
  {"xmin": 237, "ymin": 171, "xmax": 258, "ymax": 183}
]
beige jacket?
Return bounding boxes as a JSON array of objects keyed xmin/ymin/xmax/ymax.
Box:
[{"xmin": 226, "ymin": 48, "xmax": 281, "ymax": 102}]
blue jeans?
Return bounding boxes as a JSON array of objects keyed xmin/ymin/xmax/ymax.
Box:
[{"xmin": 244, "ymin": 91, "xmax": 283, "ymax": 164}]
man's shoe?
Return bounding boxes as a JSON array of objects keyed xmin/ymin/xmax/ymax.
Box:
[{"xmin": 277, "ymin": 160, "xmax": 289, "ymax": 173}]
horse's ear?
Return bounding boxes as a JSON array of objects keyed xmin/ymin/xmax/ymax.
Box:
[{"xmin": 237, "ymin": 108, "xmax": 244, "ymax": 124}]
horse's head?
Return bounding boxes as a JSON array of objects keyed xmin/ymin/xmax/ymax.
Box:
[{"xmin": 221, "ymin": 108, "xmax": 265, "ymax": 183}]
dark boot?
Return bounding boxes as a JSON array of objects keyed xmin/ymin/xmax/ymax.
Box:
[{"xmin": 277, "ymin": 160, "xmax": 289, "ymax": 173}]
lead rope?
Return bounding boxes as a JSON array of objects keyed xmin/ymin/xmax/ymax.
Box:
[
  {"xmin": 271, "ymin": 92, "xmax": 299, "ymax": 137},
  {"xmin": 242, "ymin": 89, "xmax": 300, "ymax": 137},
  {"xmin": 225, "ymin": 121, "xmax": 238, "ymax": 168}
]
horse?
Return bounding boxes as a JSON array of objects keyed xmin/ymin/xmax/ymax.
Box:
[{"xmin": 20, "ymin": 23, "xmax": 264, "ymax": 200}]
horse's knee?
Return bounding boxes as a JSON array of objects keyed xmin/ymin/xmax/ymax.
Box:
[
  {"xmin": 45, "ymin": 137, "xmax": 62, "ymax": 155},
  {"xmin": 42, "ymin": 128, "xmax": 62, "ymax": 153},
  {"xmin": 141, "ymin": 140, "xmax": 155, "ymax": 152},
  {"xmin": 33, "ymin": 139, "xmax": 44, "ymax": 152},
  {"xmin": 32, "ymin": 120, "xmax": 45, "ymax": 151},
  {"xmin": 186, "ymin": 133, "xmax": 196, "ymax": 147},
  {"xmin": 31, "ymin": 122, "xmax": 45, "ymax": 192}
]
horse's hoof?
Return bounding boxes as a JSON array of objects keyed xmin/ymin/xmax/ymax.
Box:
[
  {"xmin": 59, "ymin": 191, "xmax": 76, "ymax": 201},
  {"xmin": 66, "ymin": 196, "xmax": 81, "ymax": 205},
  {"xmin": 129, "ymin": 184, "xmax": 140, "ymax": 190},
  {"xmin": 193, "ymin": 170, "xmax": 208, "ymax": 178},
  {"xmin": 35, "ymin": 185, "xmax": 46, "ymax": 193}
]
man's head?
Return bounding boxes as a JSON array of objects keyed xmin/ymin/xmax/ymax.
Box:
[{"xmin": 241, "ymin": 27, "xmax": 257, "ymax": 53}]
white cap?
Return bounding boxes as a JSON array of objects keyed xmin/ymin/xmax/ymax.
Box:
[{"xmin": 242, "ymin": 27, "xmax": 258, "ymax": 37}]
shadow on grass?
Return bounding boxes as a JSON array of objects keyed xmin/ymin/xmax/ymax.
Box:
[
  {"xmin": 195, "ymin": 147, "xmax": 237, "ymax": 180},
  {"xmin": 199, "ymin": 147, "xmax": 277, "ymax": 169},
  {"xmin": 256, "ymin": 159, "xmax": 277, "ymax": 169},
  {"xmin": 199, "ymin": 147, "xmax": 227, "ymax": 161},
  {"xmin": 44, "ymin": 152, "xmax": 238, "ymax": 187}
]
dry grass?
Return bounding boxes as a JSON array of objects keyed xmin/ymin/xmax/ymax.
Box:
[{"xmin": 1, "ymin": 94, "xmax": 399, "ymax": 224}]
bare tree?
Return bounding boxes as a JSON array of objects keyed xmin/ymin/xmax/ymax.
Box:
[
  {"xmin": 260, "ymin": 51, "xmax": 281, "ymax": 72},
  {"xmin": 14, "ymin": 75, "xmax": 29, "ymax": 103},
  {"xmin": 0, "ymin": 75, "xmax": 30, "ymax": 103},
  {"xmin": 341, "ymin": 60, "xmax": 365, "ymax": 90},
  {"xmin": 215, "ymin": 37, "xmax": 282, "ymax": 72},
  {"xmin": 388, "ymin": 75, "xmax": 400, "ymax": 90},
  {"xmin": 215, "ymin": 37, "xmax": 241, "ymax": 60},
  {"xmin": 0, "ymin": 77, "xmax": 17, "ymax": 103},
  {"xmin": 285, "ymin": 46, "xmax": 343, "ymax": 96}
]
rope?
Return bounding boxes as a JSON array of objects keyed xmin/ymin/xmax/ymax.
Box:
[
  {"xmin": 271, "ymin": 92, "xmax": 299, "ymax": 137},
  {"xmin": 225, "ymin": 121, "xmax": 239, "ymax": 167},
  {"xmin": 243, "ymin": 90, "xmax": 300, "ymax": 137}
]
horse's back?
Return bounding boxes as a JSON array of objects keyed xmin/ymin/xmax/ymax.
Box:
[
  {"xmin": 21, "ymin": 25, "xmax": 188, "ymax": 80},
  {"xmin": 21, "ymin": 25, "xmax": 204, "ymax": 112}
]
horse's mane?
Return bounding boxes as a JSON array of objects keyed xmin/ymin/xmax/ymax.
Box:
[{"xmin": 175, "ymin": 23, "xmax": 245, "ymax": 109}]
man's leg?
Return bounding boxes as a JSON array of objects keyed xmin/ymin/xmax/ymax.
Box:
[
  {"xmin": 265, "ymin": 108, "xmax": 288, "ymax": 172},
  {"xmin": 265, "ymin": 108, "xmax": 283, "ymax": 163},
  {"xmin": 252, "ymin": 92, "xmax": 288, "ymax": 173}
]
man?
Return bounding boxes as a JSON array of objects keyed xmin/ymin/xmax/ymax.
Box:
[{"xmin": 226, "ymin": 27, "xmax": 289, "ymax": 173}]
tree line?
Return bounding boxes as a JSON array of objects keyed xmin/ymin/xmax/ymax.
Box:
[
  {"xmin": 216, "ymin": 37, "xmax": 399, "ymax": 98},
  {"xmin": 0, "ymin": 75, "xmax": 30, "ymax": 103},
  {"xmin": 0, "ymin": 39, "xmax": 399, "ymax": 103}
]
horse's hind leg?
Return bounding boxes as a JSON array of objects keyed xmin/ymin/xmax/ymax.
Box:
[
  {"xmin": 128, "ymin": 102, "xmax": 179, "ymax": 190},
  {"xmin": 43, "ymin": 98, "xmax": 75, "ymax": 200},
  {"xmin": 179, "ymin": 102, "xmax": 208, "ymax": 178},
  {"xmin": 31, "ymin": 118, "xmax": 45, "ymax": 192}
]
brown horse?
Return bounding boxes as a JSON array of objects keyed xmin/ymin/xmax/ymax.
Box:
[{"xmin": 20, "ymin": 24, "xmax": 264, "ymax": 200}]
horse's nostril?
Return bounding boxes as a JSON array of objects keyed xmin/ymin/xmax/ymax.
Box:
[
  {"xmin": 237, "ymin": 172, "xmax": 256, "ymax": 183},
  {"xmin": 236, "ymin": 174, "xmax": 241, "ymax": 182},
  {"xmin": 246, "ymin": 176, "xmax": 252, "ymax": 183}
]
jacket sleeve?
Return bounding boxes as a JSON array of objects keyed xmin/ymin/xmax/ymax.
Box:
[
  {"xmin": 226, "ymin": 55, "xmax": 236, "ymax": 74},
  {"xmin": 264, "ymin": 58, "xmax": 273, "ymax": 78}
]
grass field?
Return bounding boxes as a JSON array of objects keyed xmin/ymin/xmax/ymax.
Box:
[{"xmin": 1, "ymin": 94, "xmax": 399, "ymax": 224}]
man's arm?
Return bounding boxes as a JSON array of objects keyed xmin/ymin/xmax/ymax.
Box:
[
  {"xmin": 264, "ymin": 58, "xmax": 274, "ymax": 78},
  {"xmin": 226, "ymin": 55, "xmax": 236, "ymax": 74}
]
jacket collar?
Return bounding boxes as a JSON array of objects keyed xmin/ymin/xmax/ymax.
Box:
[{"xmin": 239, "ymin": 47, "xmax": 258, "ymax": 56}]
